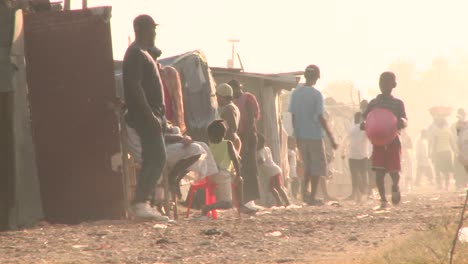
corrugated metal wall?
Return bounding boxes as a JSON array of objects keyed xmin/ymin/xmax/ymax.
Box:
[{"xmin": 24, "ymin": 8, "xmax": 125, "ymax": 224}]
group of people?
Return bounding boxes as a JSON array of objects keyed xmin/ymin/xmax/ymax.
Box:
[
  {"xmin": 123, "ymin": 14, "xmax": 292, "ymax": 221},
  {"xmin": 289, "ymin": 67, "xmax": 409, "ymax": 209},
  {"xmin": 122, "ymin": 13, "xmax": 468, "ymax": 221},
  {"xmin": 414, "ymin": 108, "xmax": 468, "ymax": 190}
]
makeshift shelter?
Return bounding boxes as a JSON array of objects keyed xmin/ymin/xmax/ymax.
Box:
[
  {"xmin": 211, "ymin": 67, "xmax": 300, "ymax": 206},
  {"xmin": 159, "ymin": 50, "xmax": 217, "ymax": 142},
  {"xmin": 0, "ymin": 8, "xmax": 43, "ymax": 230}
]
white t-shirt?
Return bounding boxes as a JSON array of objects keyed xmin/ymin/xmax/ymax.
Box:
[
  {"xmin": 257, "ymin": 146, "xmax": 282, "ymax": 178},
  {"xmin": 288, "ymin": 149, "xmax": 298, "ymax": 178},
  {"xmin": 416, "ymin": 138, "xmax": 431, "ymax": 167},
  {"xmin": 345, "ymin": 124, "xmax": 370, "ymax": 159}
]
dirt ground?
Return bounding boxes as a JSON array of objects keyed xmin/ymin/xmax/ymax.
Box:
[{"xmin": 1, "ymin": 190, "xmax": 467, "ymax": 264}]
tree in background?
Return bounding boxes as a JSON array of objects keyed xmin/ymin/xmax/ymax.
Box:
[
  {"xmin": 323, "ymin": 80, "xmax": 360, "ymax": 105},
  {"xmin": 388, "ymin": 55, "xmax": 468, "ymax": 139}
]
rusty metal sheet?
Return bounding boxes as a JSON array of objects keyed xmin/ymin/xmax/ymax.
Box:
[{"xmin": 24, "ymin": 7, "xmax": 125, "ymax": 224}]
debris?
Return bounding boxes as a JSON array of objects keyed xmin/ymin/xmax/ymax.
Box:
[
  {"xmin": 153, "ymin": 224, "xmax": 168, "ymax": 229},
  {"xmin": 202, "ymin": 228, "xmax": 221, "ymax": 236},
  {"xmin": 200, "ymin": 240, "xmax": 211, "ymax": 246},
  {"xmin": 156, "ymin": 238, "xmax": 171, "ymax": 244},
  {"xmin": 373, "ymin": 206, "xmax": 391, "ymax": 212},
  {"xmin": 265, "ymin": 231, "xmax": 282, "ymax": 237},
  {"xmin": 222, "ymin": 231, "xmax": 233, "ymax": 238},
  {"xmin": 327, "ymin": 201, "xmax": 341, "ymax": 207},
  {"xmin": 71, "ymin": 245, "xmax": 88, "ymax": 249},
  {"xmin": 256, "ymin": 211, "xmax": 272, "ymax": 215},
  {"xmin": 460, "ymin": 227, "xmax": 468, "ymax": 243},
  {"xmin": 356, "ymin": 214, "xmax": 369, "ymax": 219},
  {"xmin": 96, "ymin": 244, "xmax": 112, "ymax": 250},
  {"xmin": 276, "ymin": 258, "xmax": 295, "ymax": 263},
  {"xmin": 87, "ymin": 230, "xmax": 110, "ymax": 237}
]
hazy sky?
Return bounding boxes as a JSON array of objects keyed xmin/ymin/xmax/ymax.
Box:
[{"xmin": 75, "ymin": 0, "xmax": 468, "ymax": 95}]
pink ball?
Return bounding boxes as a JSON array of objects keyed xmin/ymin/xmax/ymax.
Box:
[{"xmin": 365, "ymin": 108, "xmax": 398, "ymax": 146}]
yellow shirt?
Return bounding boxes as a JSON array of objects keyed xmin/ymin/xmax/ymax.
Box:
[{"xmin": 209, "ymin": 140, "xmax": 233, "ymax": 172}]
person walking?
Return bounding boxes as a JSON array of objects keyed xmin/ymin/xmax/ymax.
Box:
[
  {"xmin": 415, "ymin": 129, "xmax": 434, "ymax": 186},
  {"xmin": 288, "ymin": 65, "xmax": 338, "ymax": 206},
  {"xmin": 341, "ymin": 112, "xmax": 370, "ymax": 203},
  {"xmin": 362, "ymin": 71, "xmax": 408, "ymax": 209}
]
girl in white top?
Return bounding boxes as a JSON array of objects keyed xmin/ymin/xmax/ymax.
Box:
[
  {"xmin": 341, "ymin": 112, "xmax": 370, "ymax": 202},
  {"xmin": 257, "ymin": 134, "xmax": 290, "ymax": 207}
]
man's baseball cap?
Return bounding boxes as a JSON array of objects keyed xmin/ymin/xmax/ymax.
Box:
[
  {"xmin": 304, "ymin": 64, "xmax": 320, "ymax": 79},
  {"xmin": 216, "ymin": 83, "xmax": 233, "ymax": 97},
  {"xmin": 133, "ymin": 15, "xmax": 158, "ymax": 31}
]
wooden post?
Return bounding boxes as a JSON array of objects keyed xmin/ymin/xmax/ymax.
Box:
[{"xmin": 82, "ymin": 0, "xmax": 87, "ymax": 9}]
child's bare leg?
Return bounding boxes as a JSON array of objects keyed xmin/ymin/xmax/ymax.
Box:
[
  {"xmin": 389, "ymin": 172, "xmax": 401, "ymax": 204},
  {"xmin": 389, "ymin": 172, "xmax": 400, "ymax": 192},
  {"xmin": 310, "ymin": 176, "xmax": 320, "ymax": 201},
  {"xmin": 444, "ymin": 172, "xmax": 450, "ymax": 190},
  {"xmin": 271, "ymin": 175, "xmax": 290, "ymax": 206},
  {"xmin": 236, "ymin": 178, "xmax": 256, "ymax": 213},
  {"xmin": 271, "ymin": 187, "xmax": 282, "ymax": 206},
  {"xmin": 302, "ymin": 175, "xmax": 311, "ymax": 198},
  {"xmin": 375, "ymin": 170, "xmax": 387, "ymax": 203},
  {"xmin": 319, "ymin": 177, "xmax": 333, "ymax": 200},
  {"xmin": 171, "ymin": 154, "xmax": 201, "ymax": 182},
  {"xmin": 235, "ymin": 177, "xmax": 245, "ymax": 206},
  {"xmin": 169, "ymin": 154, "xmax": 201, "ymax": 198},
  {"xmin": 276, "ymin": 186, "xmax": 290, "ymax": 207}
]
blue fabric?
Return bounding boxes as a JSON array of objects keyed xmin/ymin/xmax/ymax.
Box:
[{"xmin": 288, "ymin": 84, "xmax": 324, "ymax": 140}]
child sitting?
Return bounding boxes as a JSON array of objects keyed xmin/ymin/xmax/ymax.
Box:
[
  {"xmin": 200, "ymin": 120, "xmax": 255, "ymax": 217},
  {"xmin": 257, "ymin": 133, "xmax": 290, "ymax": 207}
]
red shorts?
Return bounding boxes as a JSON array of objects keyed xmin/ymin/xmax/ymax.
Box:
[
  {"xmin": 371, "ymin": 140, "xmax": 401, "ymax": 172},
  {"xmin": 269, "ymin": 173, "xmax": 283, "ymax": 189}
]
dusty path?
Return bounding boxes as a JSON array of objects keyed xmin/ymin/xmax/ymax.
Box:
[{"xmin": 0, "ymin": 191, "xmax": 465, "ymax": 264}]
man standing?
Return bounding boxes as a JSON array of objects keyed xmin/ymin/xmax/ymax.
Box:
[
  {"xmin": 228, "ymin": 79, "xmax": 261, "ymax": 209},
  {"xmin": 123, "ymin": 15, "xmax": 168, "ymax": 221},
  {"xmin": 216, "ymin": 83, "xmax": 241, "ymax": 152},
  {"xmin": 288, "ymin": 65, "xmax": 338, "ymax": 206}
]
